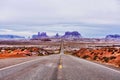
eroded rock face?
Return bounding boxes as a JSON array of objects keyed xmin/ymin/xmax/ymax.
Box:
[
  {"xmin": 62, "ymin": 31, "xmax": 82, "ymax": 39},
  {"xmin": 74, "ymin": 47, "xmax": 120, "ymax": 67},
  {"xmin": 32, "ymin": 32, "xmax": 48, "ymax": 39},
  {"xmin": 54, "ymin": 33, "xmax": 60, "ymax": 38},
  {"xmin": 106, "ymin": 34, "xmax": 120, "ymax": 39},
  {"xmin": 32, "ymin": 31, "xmax": 82, "ymax": 39},
  {"xmin": 0, "ymin": 35, "xmax": 25, "ymax": 39},
  {"xmin": 39, "ymin": 32, "xmax": 48, "ymax": 38}
]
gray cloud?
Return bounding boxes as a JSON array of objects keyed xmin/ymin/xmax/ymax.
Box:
[
  {"xmin": 0, "ymin": 0, "xmax": 119, "ymax": 24},
  {"xmin": 0, "ymin": 0, "xmax": 120, "ymax": 38},
  {"xmin": 0, "ymin": 23, "xmax": 120, "ymax": 38}
]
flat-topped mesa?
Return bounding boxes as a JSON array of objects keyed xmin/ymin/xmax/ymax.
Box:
[
  {"xmin": 32, "ymin": 31, "xmax": 82, "ymax": 40},
  {"xmin": 0, "ymin": 35, "xmax": 25, "ymax": 39},
  {"xmin": 32, "ymin": 32, "xmax": 48, "ymax": 39},
  {"xmin": 106, "ymin": 34, "xmax": 120, "ymax": 39},
  {"xmin": 62, "ymin": 31, "xmax": 82, "ymax": 39},
  {"xmin": 39, "ymin": 32, "xmax": 48, "ymax": 38}
]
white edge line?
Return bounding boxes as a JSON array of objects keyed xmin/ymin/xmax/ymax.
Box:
[
  {"xmin": 68, "ymin": 55, "xmax": 120, "ymax": 74},
  {"xmin": 0, "ymin": 57, "xmax": 42, "ymax": 71}
]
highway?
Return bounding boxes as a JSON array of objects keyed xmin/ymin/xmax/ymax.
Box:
[
  {"xmin": 62, "ymin": 54, "xmax": 120, "ymax": 80},
  {"xmin": 1, "ymin": 54, "xmax": 120, "ymax": 80},
  {"xmin": 1, "ymin": 42, "xmax": 120, "ymax": 80}
]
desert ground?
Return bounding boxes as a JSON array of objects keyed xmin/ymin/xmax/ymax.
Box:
[{"xmin": 1, "ymin": 39, "xmax": 120, "ymax": 68}]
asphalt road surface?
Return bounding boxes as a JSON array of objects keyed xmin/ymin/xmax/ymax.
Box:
[
  {"xmin": 1, "ymin": 41, "xmax": 120, "ymax": 80},
  {"xmin": 0, "ymin": 54, "xmax": 120, "ymax": 80},
  {"xmin": 0, "ymin": 57, "xmax": 44, "ymax": 69},
  {"xmin": 62, "ymin": 54, "xmax": 120, "ymax": 80},
  {"xmin": 0, "ymin": 54, "xmax": 60, "ymax": 80}
]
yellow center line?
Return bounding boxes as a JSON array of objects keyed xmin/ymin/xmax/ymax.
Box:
[
  {"xmin": 58, "ymin": 64, "xmax": 63, "ymax": 69},
  {"xmin": 58, "ymin": 55, "xmax": 63, "ymax": 69}
]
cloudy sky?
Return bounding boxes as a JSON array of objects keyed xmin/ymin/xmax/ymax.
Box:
[{"xmin": 0, "ymin": 0, "xmax": 120, "ymax": 38}]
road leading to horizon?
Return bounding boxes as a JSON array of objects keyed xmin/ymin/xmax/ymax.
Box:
[{"xmin": 1, "ymin": 42, "xmax": 120, "ymax": 80}]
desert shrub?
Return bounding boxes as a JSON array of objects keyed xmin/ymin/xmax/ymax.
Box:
[
  {"xmin": 93, "ymin": 55, "xmax": 98, "ymax": 60},
  {"xmin": 103, "ymin": 57, "xmax": 109, "ymax": 62},
  {"xmin": 110, "ymin": 56, "xmax": 116, "ymax": 60},
  {"xmin": 29, "ymin": 49, "xmax": 33, "ymax": 52},
  {"xmin": 112, "ymin": 52, "xmax": 114, "ymax": 54},
  {"xmin": 82, "ymin": 55, "xmax": 89, "ymax": 59},
  {"xmin": 90, "ymin": 52, "xmax": 94, "ymax": 55},
  {"xmin": 21, "ymin": 48, "xmax": 25, "ymax": 51},
  {"xmin": 38, "ymin": 53, "xmax": 43, "ymax": 56},
  {"xmin": 100, "ymin": 52, "xmax": 103, "ymax": 55},
  {"xmin": 26, "ymin": 54, "xmax": 31, "ymax": 56}
]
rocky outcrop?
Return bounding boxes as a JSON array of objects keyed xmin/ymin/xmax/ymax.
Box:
[
  {"xmin": 54, "ymin": 33, "xmax": 60, "ymax": 38},
  {"xmin": 32, "ymin": 32, "xmax": 48, "ymax": 39},
  {"xmin": 32, "ymin": 31, "xmax": 82, "ymax": 39},
  {"xmin": 62, "ymin": 31, "xmax": 82, "ymax": 39},
  {"xmin": 106, "ymin": 34, "xmax": 120, "ymax": 39},
  {"xmin": 0, "ymin": 35, "xmax": 25, "ymax": 39}
]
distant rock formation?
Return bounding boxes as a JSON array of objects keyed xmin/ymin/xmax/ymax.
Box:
[
  {"xmin": 106, "ymin": 34, "xmax": 120, "ymax": 39},
  {"xmin": 32, "ymin": 31, "xmax": 82, "ymax": 39},
  {"xmin": 32, "ymin": 32, "xmax": 48, "ymax": 39},
  {"xmin": 0, "ymin": 35, "xmax": 25, "ymax": 39},
  {"xmin": 62, "ymin": 31, "xmax": 82, "ymax": 39},
  {"xmin": 54, "ymin": 33, "xmax": 61, "ymax": 38}
]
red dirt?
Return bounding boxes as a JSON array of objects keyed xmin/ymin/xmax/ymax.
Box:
[
  {"xmin": 0, "ymin": 47, "xmax": 39, "ymax": 59},
  {"xmin": 73, "ymin": 47, "xmax": 120, "ymax": 67}
]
